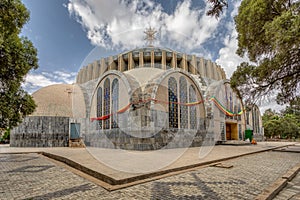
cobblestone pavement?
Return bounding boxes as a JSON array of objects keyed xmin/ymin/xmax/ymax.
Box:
[
  {"xmin": 0, "ymin": 151, "xmax": 300, "ymax": 200},
  {"xmin": 274, "ymin": 172, "xmax": 300, "ymax": 200}
]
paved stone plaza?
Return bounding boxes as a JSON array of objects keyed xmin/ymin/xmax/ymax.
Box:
[{"xmin": 0, "ymin": 150, "xmax": 300, "ymax": 200}]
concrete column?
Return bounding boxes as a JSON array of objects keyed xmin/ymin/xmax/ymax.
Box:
[
  {"xmin": 151, "ymin": 50, "xmax": 155, "ymax": 68},
  {"xmin": 171, "ymin": 52, "xmax": 177, "ymax": 68},
  {"xmin": 87, "ymin": 64, "xmax": 93, "ymax": 81},
  {"xmin": 128, "ymin": 52, "xmax": 134, "ymax": 70},
  {"xmin": 76, "ymin": 69, "xmax": 82, "ymax": 84},
  {"xmin": 211, "ymin": 63, "xmax": 217, "ymax": 80},
  {"xmin": 139, "ymin": 51, "xmax": 144, "ymax": 67},
  {"xmin": 207, "ymin": 60, "xmax": 213, "ymax": 79},
  {"xmin": 191, "ymin": 55, "xmax": 197, "ymax": 75},
  {"xmin": 83, "ymin": 66, "xmax": 88, "ymax": 83},
  {"xmin": 100, "ymin": 58, "xmax": 107, "ymax": 76},
  {"xmin": 80, "ymin": 68, "xmax": 85, "ymax": 83},
  {"xmin": 161, "ymin": 50, "xmax": 166, "ymax": 70},
  {"xmin": 199, "ymin": 58, "xmax": 205, "ymax": 77},
  {"xmin": 217, "ymin": 65, "xmax": 222, "ymax": 80},
  {"xmin": 109, "ymin": 56, "xmax": 117, "ymax": 71},
  {"xmin": 118, "ymin": 55, "xmax": 126, "ymax": 72},
  {"xmin": 92, "ymin": 61, "xmax": 98, "ymax": 80},
  {"xmin": 180, "ymin": 54, "xmax": 187, "ymax": 71}
]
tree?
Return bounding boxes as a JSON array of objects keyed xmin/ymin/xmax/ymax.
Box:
[
  {"xmin": 282, "ymin": 97, "xmax": 300, "ymax": 125},
  {"xmin": 262, "ymin": 108, "xmax": 300, "ymax": 139},
  {"xmin": 0, "ymin": 0, "xmax": 38, "ymax": 129},
  {"xmin": 231, "ymin": 0, "xmax": 300, "ymax": 105}
]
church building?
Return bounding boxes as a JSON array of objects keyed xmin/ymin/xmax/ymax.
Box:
[{"xmin": 10, "ymin": 29, "xmax": 263, "ymax": 149}]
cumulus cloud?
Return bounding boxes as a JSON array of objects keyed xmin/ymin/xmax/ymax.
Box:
[
  {"xmin": 215, "ymin": 1, "xmax": 248, "ymax": 78},
  {"xmin": 23, "ymin": 71, "xmax": 77, "ymax": 94},
  {"xmin": 67, "ymin": 0, "xmax": 222, "ymax": 51}
]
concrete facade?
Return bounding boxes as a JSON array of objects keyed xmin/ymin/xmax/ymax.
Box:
[
  {"xmin": 10, "ymin": 116, "xmax": 69, "ymax": 147},
  {"xmin": 76, "ymin": 47, "xmax": 226, "ymax": 84}
]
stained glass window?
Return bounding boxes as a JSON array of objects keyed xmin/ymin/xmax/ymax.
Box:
[
  {"xmin": 189, "ymin": 85, "xmax": 197, "ymax": 129},
  {"xmin": 168, "ymin": 77, "xmax": 178, "ymax": 128},
  {"xmin": 180, "ymin": 77, "xmax": 188, "ymax": 129},
  {"xmin": 104, "ymin": 78, "xmax": 110, "ymax": 129},
  {"xmin": 220, "ymin": 122, "xmax": 225, "ymax": 140},
  {"xmin": 97, "ymin": 87, "xmax": 102, "ymax": 130},
  {"xmin": 111, "ymin": 78, "xmax": 119, "ymax": 128}
]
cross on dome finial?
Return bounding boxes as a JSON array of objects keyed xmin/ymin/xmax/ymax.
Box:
[{"xmin": 144, "ymin": 26, "xmax": 157, "ymax": 47}]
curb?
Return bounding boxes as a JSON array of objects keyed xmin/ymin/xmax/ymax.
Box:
[
  {"xmin": 255, "ymin": 163, "xmax": 300, "ymax": 200},
  {"xmin": 40, "ymin": 144, "xmax": 294, "ymax": 189}
]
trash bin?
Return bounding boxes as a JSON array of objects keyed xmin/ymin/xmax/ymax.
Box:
[{"xmin": 245, "ymin": 129, "xmax": 253, "ymax": 141}]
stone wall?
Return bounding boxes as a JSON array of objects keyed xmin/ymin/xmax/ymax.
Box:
[
  {"xmin": 84, "ymin": 128, "xmax": 207, "ymax": 151},
  {"xmin": 10, "ymin": 116, "xmax": 69, "ymax": 147}
]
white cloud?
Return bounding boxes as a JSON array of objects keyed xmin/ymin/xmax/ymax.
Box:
[
  {"xmin": 25, "ymin": 74, "xmax": 61, "ymax": 87},
  {"xmin": 215, "ymin": 1, "xmax": 248, "ymax": 78},
  {"xmin": 67, "ymin": 0, "xmax": 223, "ymax": 51},
  {"xmin": 23, "ymin": 71, "xmax": 76, "ymax": 94}
]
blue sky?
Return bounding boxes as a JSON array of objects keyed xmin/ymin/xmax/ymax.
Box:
[{"xmin": 21, "ymin": 0, "xmax": 249, "ymax": 94}]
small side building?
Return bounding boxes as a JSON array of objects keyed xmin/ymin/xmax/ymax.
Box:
[{"xmin": 10, "ymin": 84, "xmax": 73, "ymax": 147}]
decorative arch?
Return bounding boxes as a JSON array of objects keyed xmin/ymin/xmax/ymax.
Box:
[{"xmin": 168, "ymin": 77, "xmax": 178, "ymax": 128}]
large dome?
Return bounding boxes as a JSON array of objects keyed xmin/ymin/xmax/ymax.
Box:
[{"xmin": 31, "ymin": 84, "xmax": 73, "ymax": 117}]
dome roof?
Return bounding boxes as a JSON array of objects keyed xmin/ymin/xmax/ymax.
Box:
[{"xmin": 31, "ymin": 84, "xmax": 73, "ymax": 117}]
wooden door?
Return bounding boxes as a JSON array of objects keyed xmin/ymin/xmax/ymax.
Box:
[{"xmin": 226, "ymin": 124, "xmax": 231, "ymax": 140}]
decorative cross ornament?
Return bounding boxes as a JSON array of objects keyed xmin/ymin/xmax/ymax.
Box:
[{"xmin": 144, "ymin": 27, "xmax": 157, "ymax": 46}]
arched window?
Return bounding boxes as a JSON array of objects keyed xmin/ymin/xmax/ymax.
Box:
[
  {"xmin": 97, "ymin": 87, "xmax": 102, "ymax": 129},
  {"xmin": 189, "ymin": 85, "xmax": 197, "ymax": 129},
  {"xmin": 104, "ymin": 78, "xmax": 110, "ymax": 129},
  {"xmin": 168, "ymin": 77, "xmax": 178, "ymax": 128},
  {"xmin": 180, "ymin": 77, "xmax": 188, "ymax": 129},
  {"xmin": 111, "ymin": 78, "xmax": 119, "ymax": 128}
]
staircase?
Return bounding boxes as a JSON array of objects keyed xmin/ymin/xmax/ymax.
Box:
[{"xmin": 69, "ymin": 138, "xmax": 86, "ymax": 148}]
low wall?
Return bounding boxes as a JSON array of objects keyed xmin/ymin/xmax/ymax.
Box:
[
  {"xmin": 10, "ymin": 116, "xmax": 69, "ymax": 147},
  {"xmin": 83, "ymin": 128, "xmax": 207, "ymax": 151}
]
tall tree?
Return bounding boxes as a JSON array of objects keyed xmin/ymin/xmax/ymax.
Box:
[
  {"xmin": 231, "ymin": 0, "xmax": 300, "ymax": 105},
  {"xmin": 262, "ymin": 108, "xmax": 299, "ymax": 139},
  {"xmin": 0, "ymin": 0, "xmax": 38, "ymax": 129}
]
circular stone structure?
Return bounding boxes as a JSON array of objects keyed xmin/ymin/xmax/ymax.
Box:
[{"xmin": 31, "ymin": 84, "xmax": 73, "ymax": 117}]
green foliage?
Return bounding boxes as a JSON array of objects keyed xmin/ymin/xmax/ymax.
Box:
[
  {"xmin": 231, "ymin": 0, "xmax": 300, "ymax": 105},
  {"xmin": 0, "ymin": 128, "xmax": 10, "ymax": 143},
  {"xmin": 0, "ymin": 0, "xmax": 38, "ymax": 129},
  {"xmin": 262, "ymin": 106, "xmax": 300, "ymax": 139}
]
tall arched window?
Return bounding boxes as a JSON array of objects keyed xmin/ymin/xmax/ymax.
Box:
[
  {"xmin": 97, "ymin": 87, "xmax": 102, "ymax": 129},
  {"xmin": 180, "ymin": 76, "xmax": 188, "ymax": 129},
  {"xmin": 111, "ymin": 78, "xmax": 119, "ymax": 128},
  {"xmin": 189, "ymin": 85, "xmax": 197, "ymax": 129},
  {"xmin": 168, "ymin": 77, "xmax": 178, "ymax": 128},
  {"xmin": 104, "ymin": 78, "xmax": 110, "ymax": 129}
]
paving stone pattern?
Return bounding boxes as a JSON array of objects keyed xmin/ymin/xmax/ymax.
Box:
[
  {"xmin": 274, "ymin": 172, "xmax": 300, "ymax": 200},
  {"xmin": 0, "ymin": 151, "xmax": 300, "ymax": 200}
]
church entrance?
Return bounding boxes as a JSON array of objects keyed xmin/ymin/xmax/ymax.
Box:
[{"xmin": 226, "ymin": 123, "xmax": 238, "ymax": 140}]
